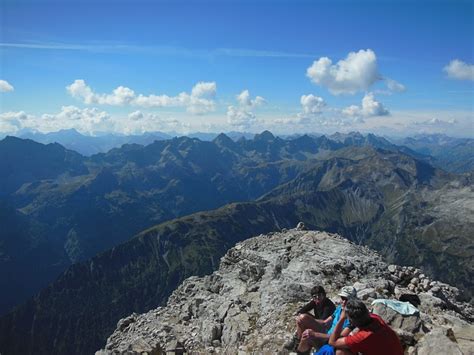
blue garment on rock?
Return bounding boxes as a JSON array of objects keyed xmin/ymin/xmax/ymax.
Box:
[
  {"xmin": 371, "ymin": 299, "xmax": 419, "ymax": 315},
  {"xmin": 327, "ymin": 305, "xmax": 350, "ymax": 335}
]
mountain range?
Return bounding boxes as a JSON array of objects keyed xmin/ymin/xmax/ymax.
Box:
[
  {"xmin": 389, "ymin": 134, "xmax": 474, "ymax": 173},
  {"xmin": 12, "ymin": 129, "xmax": 473, "ymax": 174},
  {"xmin": 0, "ymin": 131, "xmax": 472, "ymax": 354},
  {"xmin": 16, "ymin": 129, "xmax": 172, "ymax": 156},
  {"xmin": 13, "ymin": 129, "xmax": 257, "ymax": 156}
]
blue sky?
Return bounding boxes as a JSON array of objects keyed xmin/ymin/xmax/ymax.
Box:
[{"xmin": 0, "ymin": 0, "xmax": 473, "ymax": 136}]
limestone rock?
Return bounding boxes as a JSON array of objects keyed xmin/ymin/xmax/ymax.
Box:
[
  {"xmin": 295, "ymin": 222, "xmax": 306, "ymax": 231},
  {"xmin": 97, "ymin": 230, "xmax": 473, "ymax": 354},
  {"xmin": 371, "ymin": 302, "xmax": 422, "ymax": 333},
  {"xmin": 452, "ymin": 325, "xmax": 474, "ymax": 355},
  {"xmin": 414, "ymin": 328, "xmax": 463, "ymax": 355}
]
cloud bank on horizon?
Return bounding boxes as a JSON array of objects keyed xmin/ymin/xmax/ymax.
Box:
[{"xmin": 67, "ymin": 80, "xmax": 217, "ymax": 115}]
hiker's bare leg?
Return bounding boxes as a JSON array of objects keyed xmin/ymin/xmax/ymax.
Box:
[
  {"xmin": 296, "ymin": 314, "xmax": 325, "ymax": 338},
  {"xmin": 297, "ymin": 329, "xmax": 328, "ymax": 353}
]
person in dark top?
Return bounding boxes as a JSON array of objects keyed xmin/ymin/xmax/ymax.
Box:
[{"xmin": 284, "ymin": 286, "xmax": 336, "ymax": 351}]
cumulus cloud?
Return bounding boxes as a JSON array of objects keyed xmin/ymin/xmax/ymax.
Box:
[
  {"xmin": 0, "ymin": 111, "xmax": 31, "ymax": 133},
  {"xmin": 41, "ymin": 105, "xmax": 110, "ymax": 123},
  {"xmin": 227, "ymin": 90, "xmax": 265, "ymax": 129},
  {"xmin": 227, "ymin": 106, "xmax": 257, "ymax": 128},
  {"xmin": 342, "ymin": 93, "xmax": 389, "ymax": 118},
  {"xmin": 292, "ymin": 94, "xmax": 327, "ymax": 124},
  {"xmin": 191, "ymin": 81, "xmax": 217, "ymax": 98},
  {"xmin": 0, "ymin": 106, "xmax": 111, "ymax": 134},
  {"xmin": 40, "ymin": 106, "xmax": 111, "ymax": 133},
  {"xmin": 0, "ymin": 80, "xmax": 14, "ymax": 92},
  {"xmin": 0, "ymin": 111, "xmax": 29, "ymax": 121},
  {"xmin": 67, "ymin": 80, "xmax": 217, "ymax": 114},
  {"xmin": 306, "ymin": 49, "xmax": 380, "ymax": 95},
  {"xmin": 300, "ymin": 94, "xmax": 326, "ymax": 115},
  {"xmin": 444, "ymin": 60, "xmax": 474, "ymax": 81},
  {"xmin": 0, "ymin": 106, "xmax": 194, "ymax": 135},
  {"xmin": 236, "ymin": 89, "xmax": 265, "ymax": 108}
]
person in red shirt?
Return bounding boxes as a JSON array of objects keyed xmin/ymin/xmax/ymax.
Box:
[{"xmin": 328, "ymin": 298, "xmax": 403, "ymax": 355}]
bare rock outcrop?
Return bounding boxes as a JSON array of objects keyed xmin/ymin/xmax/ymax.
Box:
[{"xmin": 97, "ymin": 229, "xmax": 473, "ymax": 354}]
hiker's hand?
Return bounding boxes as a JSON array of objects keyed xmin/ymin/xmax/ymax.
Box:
[{"xmin": 302, "ymin": 329, "xmax": 314, "ymax": 340}]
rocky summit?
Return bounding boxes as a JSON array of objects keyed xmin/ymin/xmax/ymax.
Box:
[{"xmin": 98, "ymin": 229, "xmax": 473, "ymax": 354}]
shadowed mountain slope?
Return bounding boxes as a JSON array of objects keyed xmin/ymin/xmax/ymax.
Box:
[
  {"xmin": 0, "ymin": 134, "xmax": 322, "ymax": 315},
  {"xmin": 0, "ymin": 146, "xmax": 472, "ymax": 355}
]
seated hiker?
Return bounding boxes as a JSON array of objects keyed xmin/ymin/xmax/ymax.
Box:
[
  {"xmin": 287, "ymin": 286, "xmax": 357, "ymax": 354},
  {"xmin": 328, "ymin": 298, "xmax": 403, "ymax": 355},
  {"xmin": 284, "ymin": 286, "xmax": 336, "ymax": 351}
]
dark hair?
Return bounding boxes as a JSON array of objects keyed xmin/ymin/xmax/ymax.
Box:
[
  {"xmin": 346, "ymin": 298, "xmax": 371, "ymax": 327},
  {"xmin": 311, "ymin": 286, "xmax": 326, "ymax": 296}
]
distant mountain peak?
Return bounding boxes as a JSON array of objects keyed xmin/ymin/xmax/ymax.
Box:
[
  {"xmin": 55, "ymin": 128, "xmax": 84, "ymax": 136},
  {"xmin": 254, "ymin": 130, "xmax": 275, "ymax": 141},
  {"xmin": 213, "ymin": 133, "xmax": 236, "ymax": 148}
]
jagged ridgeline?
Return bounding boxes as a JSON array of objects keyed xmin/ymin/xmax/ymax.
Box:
[
  {"xmin": 97, "ymin": 230, "xmax": 474, "ymax": 354},
  {"xmin": 0, "ymin": 132, "xmax": 472, "ymax": 354},
  {"xmin": 0, "ymin": 131, "xmax": 422, "ymax": 315}
]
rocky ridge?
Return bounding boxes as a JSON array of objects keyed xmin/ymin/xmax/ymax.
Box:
[{"xmin": 98, "ymin": 229, "xmax": 473, "ymax": 354}]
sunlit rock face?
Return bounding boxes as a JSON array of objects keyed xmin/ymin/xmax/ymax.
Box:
[{"xmin": 99, "ymin": 229, "xmax": 473, "ymax": 355}]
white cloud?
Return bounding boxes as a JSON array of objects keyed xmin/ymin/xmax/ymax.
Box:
[
  {"xmin": 191, "ymin": 81, "xmax": 217, "ymax": 98},
  {"xmin": 0, "ymin": 80, "xmax": 14, "ymax": 92},
  {"xmin": 444, "ymin": 60, "xmax": 474, "ymax": 81},
  {"xmin": 0, "ymin": 111, "xmax": 29, "ymax": 121},
  {"xmin": 236, "ymin": 89, "xmax": 265, "ymax": 108},
  {"xmin": 293, "ymin": 94, "xmax": 327, "ymax": 124},
  {"xmin": 300, "ymin": 94, "xmax": 326, "ymax": 115},
  {"xmin": 0, "ymin": 106, "xmax": 110, "ymax": 134},
  {"xmin": 0, "ymin": 111, "xmax": 30, "ymax": 133},
  {"xmin": 342, "ymin": 93, "xmax": 389, "ymax": 118},
  {"xmin": 413, "ymin": 117, "xmax": 458, "ymax": 126},
  {"xmin": 274, "ymin": 111, "xmax": 364, "ymax": 128},
  {"xmin": 0, "ymin": 106, "xmax": 191, "ymax": 136},
  {"xmin": 227, "ymin": 106, "xmax": 257, "ymax": 128},
  {"xmin": 40, "ymin": 106, "xmax": 111, "ymax": 133},
  {"xmin": 306, "ymin": 49, "xmax": 380, "ymax": 95},
  {"xmin": 385, "ymin": 78, "xmax": 406, "ymax": 93},
  {"xmin": 120, "ymin": 111, "xmax": 186, "ymax": 134},
  {"xmin": 128, "ymin": 111, "xmax": 144, "ymax": 121},
  {"xmin": 227, "ymin": 90, "xmax": 265, "ymax": 129},
  {"xmin": 67, "ymin": 80, "xmax": 217, "ymax": 114},
  {"xmin": 41, "ymin": 106, "xmax": 110, "ymax": 124}
]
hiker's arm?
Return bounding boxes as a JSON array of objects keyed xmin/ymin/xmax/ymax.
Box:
[
  {"xmin": 328, "ymin": 311, "xmax": 350, "ymax": 349},
  {"xmin": 302, "ymin": 329, "xmax": 330, "ymax": 341},
  {"xmin": 297, "ymin": 301, "xmax": 315, "ymax": 315},
  {"xmin": 341, "ymin": 327, "xmax": 352, "ymax": 337},
  {"xmin": 316, "ymin": 314, "xmax": 332, "ymax": 326}
]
